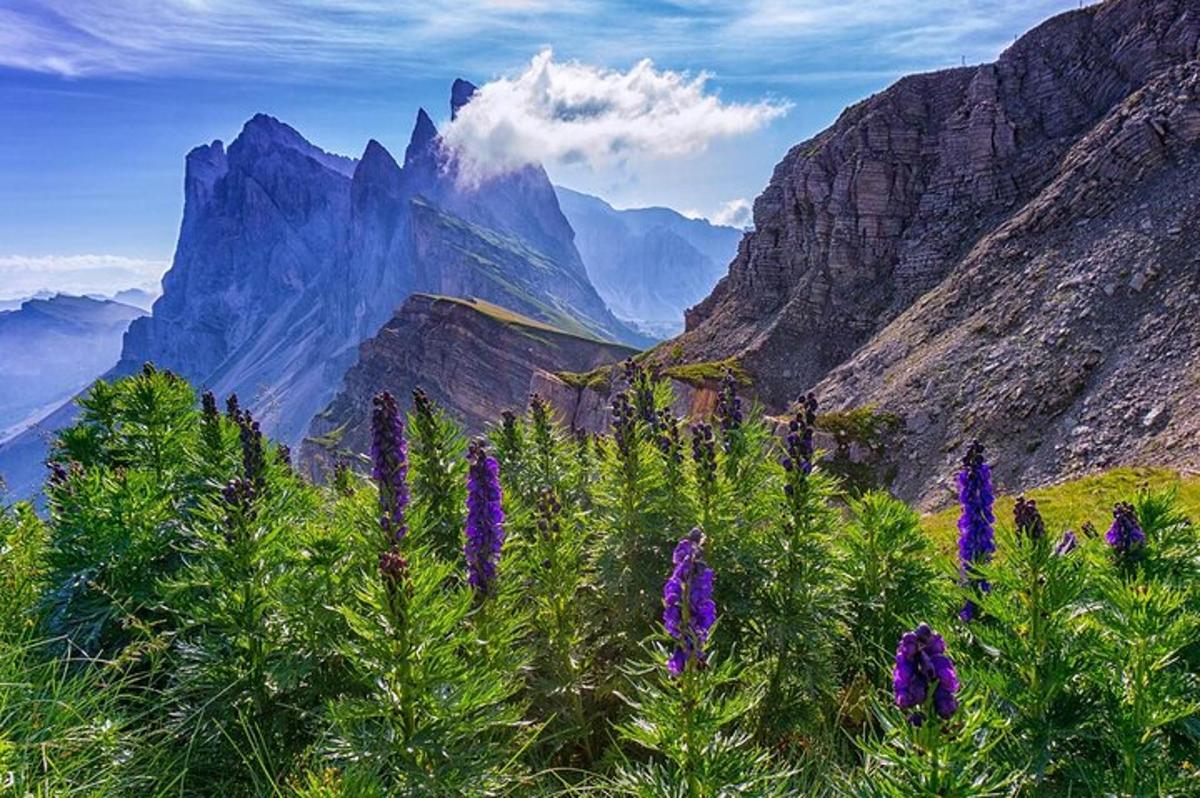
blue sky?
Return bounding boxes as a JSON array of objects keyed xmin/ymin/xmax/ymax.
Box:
[{"xmin": 0, "ymin": 0, "xmax": 1082, "ymax": 297}]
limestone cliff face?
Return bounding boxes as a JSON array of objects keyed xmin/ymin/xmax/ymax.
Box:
[
  {"xmin": 300, "ymin": 294, "xmax": 636, "ymax": 476},
  {"xmin": 675, "ymin": 0, "xmax": 1200, "ymax": 412},
  {"xmin": 817, "ymin": 58, "xmax": 1200, "ymax": 506}
]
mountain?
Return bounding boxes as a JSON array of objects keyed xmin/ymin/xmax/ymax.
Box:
[
  {"xmin": 0, "ymin": 295, "xmax": 145, "ymax": 442},
  {"xmin": 555, "ymin": 0, "xmax": 1200, "ymax": 505},
  {"xmin": 0, "ymin": 290, "xmax": 55, "ymax": 313},
  {"xmin": 109, "ymin": 288, "xmax": 157, "ymax": 311},
  {"xmin": 555, "ymin": 187, "xmax": 741, "ymax": 336},
  {"xmin": 0, "ymin": 83, "xmax": 646, "ymax": 498},
  {"xmin": 300, "ymin": 293, "xmax": 636, "ymax": 477},
  {"xmin": 116, "ymin": 87, "xmax": 644, "ymax": 443}
]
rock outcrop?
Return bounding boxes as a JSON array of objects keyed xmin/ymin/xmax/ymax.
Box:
[
  {"xmin": 623, "ymin": 0, "xmax": 1200, "ymax": 505},
  {"xmin": 555, "ymin": 187, "xmax": 741, "ymax": 336},
  {"xmin": 673, "ymin": 0, "xmax": 1200, "ymax": 412},
  {"xmin": 300, "ymin": 294, "xmax": 636, "ymax": 477},
  {"xmin": 817, "ymin": 57, "xmax": 1200, "ymax": 506}
]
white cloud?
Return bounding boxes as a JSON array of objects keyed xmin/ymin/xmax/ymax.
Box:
[
  {"xmin": 681, "ymin": 198, "xmax": 753, "ymax": 229},
  {"xmin": 0, "ymin": 255, "xmax": 168, "ymax": 301},
  {"xmin": 442, "ymin": 49, "xmax": 789, "ymax": 183},
  {"xmin": 709, "ymin": 198, "xmax": 753, "ymax": 229}
]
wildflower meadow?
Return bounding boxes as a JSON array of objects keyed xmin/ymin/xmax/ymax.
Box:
[{"xmin": 1, "ymin": 363, "xmax": 1197, "ymax": 796}]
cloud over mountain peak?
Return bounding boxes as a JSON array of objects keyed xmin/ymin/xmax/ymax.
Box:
[{"xmin": 442, "ymin": 49, "xmax": 789, "ymax": 183}]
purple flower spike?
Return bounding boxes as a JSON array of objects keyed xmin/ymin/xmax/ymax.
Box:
[
  {"xmin": 1014, "ymin": 496, "xmax": 1045, "ymax": 541},
  {"xmin": 464, "ymin": 439, "xmax": 505, "ymax": 595},
  {"xmin": 371, "ymin": 391, "xmax": 410, "ymax": 543},
  {"xmin": 1053, "ymin": 530, "xmax": 1078, "ymax": 557},
  {"xmin": 957, "ymin": 441, "xmax": 995, "ymax": 620},
  {"xmin": 893, "ymin": 623, "xmax": 959, "ymax": 725},
  {"xmin": 1106, "ymin": 502, "xmax": 1145, "ymax": 556},
  {"xmin": 662, "ymin": 528, "xmax": 717, "ymax": 677}
]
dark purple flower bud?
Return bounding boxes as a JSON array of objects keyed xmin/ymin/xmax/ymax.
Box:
[
  {"xmin": 690, "ymin": 422, "xmax": 717, "ymax": 493},
  {"xmin": 782, "ymin": 393, "xmax": 818, "ymax": 480},
  {"xmin": 663, "ymin": 528, "xmax": 716, "ymax": 677},
  {"xmin": 656, "ymin": 408, "xmax": 684, "ymax": 464},
  {"xmin": 715, "ymin": 369, "xmax": 743, "ymax": 444},
  {"xmin": 222, "ymin": 476, "xmax": 257, "ymax": 510},
  {"xmin": 200, "ymin": 391, "xmax": 223, "ymax": 453},
  {"xmin": 1014, "ymin": 496, "xmax": 1045, "ymax": 541},
  {"xmin": 893, "ymin": 623, "xmax": 959, "ymax": 724},
  {"xmin": 464, "ymin": 439, "xmax": 505, "ymax": 595},
  {"xmin": 276, "ymin": 444, "xmax": 292, "ymax": 469},
  {"xmin": 237, "ymin": 411, "xmax": 266, "ymax": 487},
  {"xmin": 529, "ymin": 392, "xmax": 552, "ymax": 428},
  {"xmin": 412, "ymin": 386, "xmax": 435, "ymax": 422},
  {"xmin": 371, "ymin": 391, "xmax": 410, "ymax": 543},
  {"xmin": 957, "ymin": 441, "xmax": 995, "ymax": 620},
  {"xmin": 1081, "ymin": 521, "xmax": 1098, "ymax": 539},
  {"xmin": 47, "ymin": 460, "xmax": 70, "ymax": 487},
  {"xmin": 611, "ymin": 392, "xmax": 638, "ymax": 458},
  {"xmin": 1053, "ymin": 530, "xmax": 1078, "ymax": 557},
  {"xmin": 225, "ymin": 393, "xmax": 241, "ymax": 421},
  {"xmin": 378, "ymin": 546, "xmax": 409, "ymax": 598},
  {"xmin": 201, "ymin": 391, "xmax": 219, "ymax": 423},
  {"xmin": 1106, "ymin": 502, "xmax": 1145, "ymax": 556}
]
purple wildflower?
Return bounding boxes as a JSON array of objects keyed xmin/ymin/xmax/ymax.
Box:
[
  {"xmin": 200, "ymin": 391, "xmax": 223, "ymax": 453},
  {"xmin": 611, "ymin": 392, "xmax": 637, "ymax": 458},
  {"xmin": 1106, "ymin": 502, "xmax": 1145, "ymax": 556},
  {"xmin": 662, "ymin": 528, "xmax": 717, "ymax": 677},
  {"xmin": 1014, "ymin": 496, "xmax": 1045, "ymax": 542},
  {"xmin": 225, "ymin": 393, "xmax": 241, "ymax": 421},
  {"xmin": 715, "ymin": 369, "xmax": 743, "ymax": 444},
  {"xmin": 656, "ymin": 408, "xmax": 684, "ymax": 465},
  {"xmin": 691, "ymin": 422, "xmax": 717, "ymax": 492},
  {"xmin": 371, "ymin": 391, "xmax": 410, "ymax": 543},
  {"xmin": 237, "ymin": 411, "xmax": 266, "ymax": 487},
  {"xmin": 464, "ymin": 439, "xmax": 505, "ymax": 594},
  {"xmin": 957, "ymin": 441, "xmax": 995, "ymax": 621},
  {"xmin": 222, "ymin": 476, "xmax": 256, "ymax": 511},
  {"xmin": 893, "ymin": 623, "xmax": 959, "ymax": 725},
  {"xmin": 1053, "ymin": 530, "xmax": 1078, "ymax": 557},
  {"xmin": 781, "ymin": 393, "xmax": 818, "ymax": 491}
]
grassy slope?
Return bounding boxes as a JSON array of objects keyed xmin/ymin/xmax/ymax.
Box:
[
  {"xmin": 922, "ymin": 466, "xmax": 1200, "ymax": 550},
  {"xmin": 421, "ymin": 294, "xmax": 639, "ymax": 353}
]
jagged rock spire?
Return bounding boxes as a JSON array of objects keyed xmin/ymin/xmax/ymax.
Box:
[
  {"xmin": 451, "ymin": 79, "xmax": 478, "ymax": 120},
  {"xmin": 404, "ymin": 108, "xmax": 439, "ymax": 170}
]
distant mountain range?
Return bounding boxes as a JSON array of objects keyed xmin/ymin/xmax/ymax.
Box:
[
  {"xmin": 0, "ymin": 294, "xmax": 144, "ymax": 442},
  {"xmin": 554, "ymin": 187, "xmax": 740, "ymax": 337},
  {"xmin": 0, "ymin": 81, "xmax": 656, "ymax": 496}
]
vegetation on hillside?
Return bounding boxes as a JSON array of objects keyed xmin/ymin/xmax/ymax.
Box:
[{"xmin": 1, "ymin": 363, "xmax": 1197, "ymax": 796}]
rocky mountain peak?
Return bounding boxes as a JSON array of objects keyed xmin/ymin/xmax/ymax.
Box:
[
  {"xmin": 353, "ymin": 139, "xmax": 403, "ymax": 192},
  {"xmin": 451, "ymin": 78, "xmax": 478, "ymax": 120},
  {"xmin": 404, "ymin": 108, "xmax": 440, "ymax": 170},
  {"xmin": 232, "ymin": 113, "xmax": 358, "ymax": 177},
  {"xmin": 183, "ymin": 139, "xmax": 228, "ymax": 212}
]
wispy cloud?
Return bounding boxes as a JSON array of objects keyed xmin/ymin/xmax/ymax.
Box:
[
  {"xmin": 442, "ymin": 49, "xmax": 789, "ymax": 182},
  {"xmin": 0, "ymin": 254, "xmax": 167, "ymax": 300},
  {"xmin": 3, "ymin": 0, "xmax": 1080, "ymax": 81}
]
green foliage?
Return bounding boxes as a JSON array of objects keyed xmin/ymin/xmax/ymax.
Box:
[{"xmin": 7, "ymin": 367, "xmax": 1200, "ymax": 796}]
